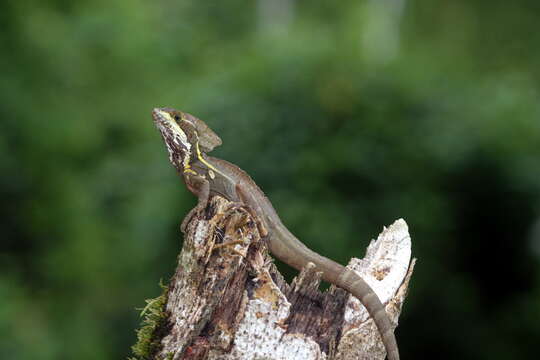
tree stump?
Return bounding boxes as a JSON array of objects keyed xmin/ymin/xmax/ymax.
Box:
[{"xmin": 132, "ymin": 195, "xmax": 415, "ymax": 360}]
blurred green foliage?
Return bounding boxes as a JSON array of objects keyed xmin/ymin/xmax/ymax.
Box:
[{"xmin": 1, "ymin": 1, "xmax": 539, "ymax": 359}]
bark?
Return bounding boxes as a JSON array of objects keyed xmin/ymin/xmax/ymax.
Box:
[{"xmin": 153, "ymin": 195, "xmax": 414, "ymax": 360}]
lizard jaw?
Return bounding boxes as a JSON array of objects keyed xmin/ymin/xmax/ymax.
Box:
[{"xmin": 152, "ymin": 108, "xmax": 193, "ymax": 174}]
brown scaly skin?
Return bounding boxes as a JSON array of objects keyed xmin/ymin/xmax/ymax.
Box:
[{"xmin": 152, "ymin": 108, "xmax": 400, "ymax": 360}]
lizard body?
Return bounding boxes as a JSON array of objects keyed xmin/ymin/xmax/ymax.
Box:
[{"xmin": 152, "ymin": 107, "xmax": 400, "ymax": 360}]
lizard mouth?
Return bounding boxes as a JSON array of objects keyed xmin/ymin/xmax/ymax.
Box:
[
  {"xmin": 152, "ymin": 107, "xmax": 193, "ymax": 174},
  {"xmin": 152, "ymin": 108, "xmax": 184, "ymax": 136},
  {"xmin": 152, "ymin": 108, "xmax": 169, "ymax": 128},
  {"xmin": 152, "ymin": 108, "xmax": 190, "ymax": 145}
]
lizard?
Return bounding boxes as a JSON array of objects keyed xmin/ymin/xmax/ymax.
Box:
[{"xmin": 152, "ymin": 107, "xmax": 400, "ymax": 360}]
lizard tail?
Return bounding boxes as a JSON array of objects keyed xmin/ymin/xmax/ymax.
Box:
[
  {"xmin": 337, "ymin": 269, "xmax": 400, "ymax": 360},
  {"xmin": 267, "ymin": 224, "xmax": 399, "ymax": 359}
]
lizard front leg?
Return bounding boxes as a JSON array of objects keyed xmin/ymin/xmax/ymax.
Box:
[{"xmin": 181, "ymin": 172, "xmax": 210, "ymax": 233}]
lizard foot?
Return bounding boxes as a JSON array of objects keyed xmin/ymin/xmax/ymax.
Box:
[
  {"xmin": 211, "ymin": 240, "xmax": 246, "ymax": 257},
  {"xmin": 223, "ymin": 202, "xmax": 268, "ymax": 239}
]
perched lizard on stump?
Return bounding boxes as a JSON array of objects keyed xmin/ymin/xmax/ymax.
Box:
[{"xmin": 152, "ymin": 107, "xmax": 401, "ymax": 360}]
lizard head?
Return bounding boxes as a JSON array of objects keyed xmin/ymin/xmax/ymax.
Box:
[{"xmin": 152, "ymin": 107, "xmax": 222, "ymax": 173}]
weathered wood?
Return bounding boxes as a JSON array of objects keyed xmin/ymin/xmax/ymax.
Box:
[{"xmin": 147, "ymin": 195, "xmax": 414, "ymax": 360}]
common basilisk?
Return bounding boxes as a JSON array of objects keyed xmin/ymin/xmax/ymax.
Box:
[{"xmin": 152, "ymin": 107, "xmax": 400, "ymax": 360}]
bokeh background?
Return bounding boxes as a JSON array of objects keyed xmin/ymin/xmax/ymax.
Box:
[{"xmin": 2, "ymin": 1, "xmax": 540, "ymax": 359}]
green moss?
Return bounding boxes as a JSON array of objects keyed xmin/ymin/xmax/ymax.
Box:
[{"xmin": 130, "ymin": 280, "xmax": 169, "ymax": 360}]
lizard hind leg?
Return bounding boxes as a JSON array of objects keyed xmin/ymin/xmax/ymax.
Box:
[
  {"xmin": 234, "ymin": 184, "xmax": 269, "ymax": 238},
  {"xmin": 210, "ymin": 205, "xmax": 255, "ymax": 258}
]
